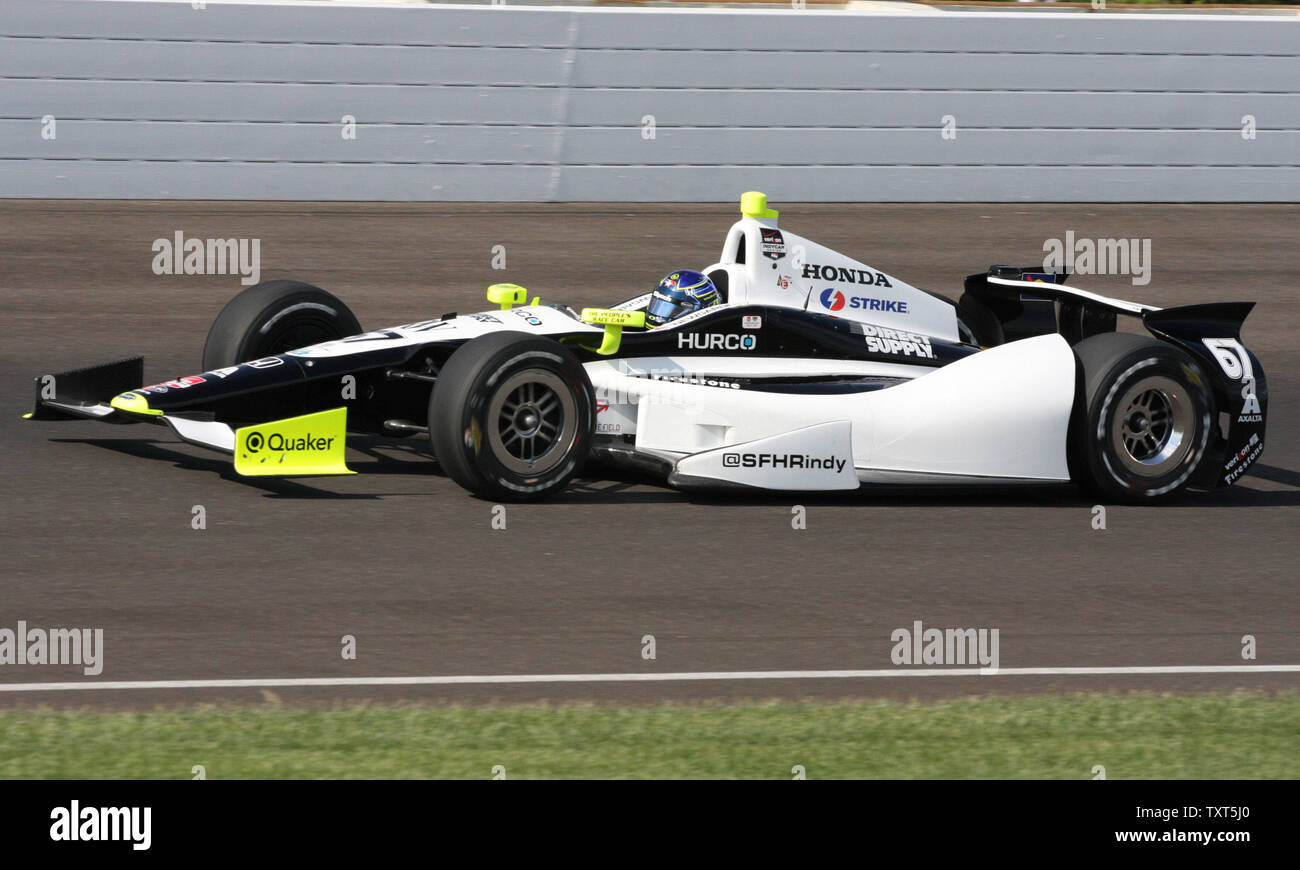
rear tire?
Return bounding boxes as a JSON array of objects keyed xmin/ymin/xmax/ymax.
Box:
[
  {"xmin": 1068, "ymin": 333, "xmax": 1213, "ymax": 502},
  {"xmin": 926, "ymin": 291, "xmax": 1000, "ymax": 347},
  {"xmin": 429, "ymin": 332, "xmax": 596, "ymax": 501},
  {"xmin": 956, "ymin": 292, "xmax": 1004, "ymax": 347},
  {"xmin": 201, "ymin": 280, "xmax": 362, "ymax": 370}
]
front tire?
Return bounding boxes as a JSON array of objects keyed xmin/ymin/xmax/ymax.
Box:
[
  {"xmin": 1069, "ymin": 333, "xmax": 1213, "ymax": 502},
  {"xmin": 429, "ymin": 332, "xmax": 596, "ymax": 501},
  {"xmin": 201, "ymin": 280, "xmax": 362, "ymax": 370}
]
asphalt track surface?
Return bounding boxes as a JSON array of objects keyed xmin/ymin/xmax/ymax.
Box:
[{"xmin": 2, "ymin": 201, "xmax": 1297, "ymax": 709}]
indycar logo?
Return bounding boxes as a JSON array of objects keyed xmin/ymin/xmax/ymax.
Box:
[
  {"xmin": 677, "ymin": 333, "xmax": 756, "ymax": 351},
  {"xmin": 802, "ymin": 263, "xmax": 893, "ymax": 288},
  {"xmin": 819, "ymin": 289, "xmax": 908, "ymax": 315},
  {"xmin": 861, "ymin": 324, "xmax": 934, "ymax": 359},
  {"xmin": 722, "ymin": 452, "xmax": 847, "ymax": 474},
  {"xmin": 761, "ymin": 228, "xmax": 786, "ymax": 260},
  {"xmin": 245, "ymin": 431, "xmax": 335, "ymax": 453}
]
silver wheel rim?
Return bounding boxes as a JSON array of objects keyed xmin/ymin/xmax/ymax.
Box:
[
  {"xmin": 1110, "ymin": 374, "xmax": 1194, "ymax": 478},
  {"xmin": 486, "ymin": 369, "xmax": 577, "ymax": 475}
]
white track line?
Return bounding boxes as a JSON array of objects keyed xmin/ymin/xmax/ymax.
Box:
[{"xmin": 1, "ymin": 665, "xmax": 1298, "ymax": 693}]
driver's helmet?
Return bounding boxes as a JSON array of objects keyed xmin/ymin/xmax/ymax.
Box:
[{"xmin": 645, "ymin": 270, "xmax": 721, "ymax": 328}]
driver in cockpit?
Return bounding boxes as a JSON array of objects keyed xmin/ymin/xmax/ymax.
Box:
[{"xmin": 644, "ymin": 270, "xmax": 721, "ymax": 328}]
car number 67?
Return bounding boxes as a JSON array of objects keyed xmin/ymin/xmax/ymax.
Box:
[{"xmin": 1202, "ymin": 338, "xmax": 1252, "ymax": 382}]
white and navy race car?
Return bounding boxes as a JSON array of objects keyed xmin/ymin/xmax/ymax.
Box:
[{"xmin": 28, "ymin": 193, "xmax": 1266, "ymax": 502}]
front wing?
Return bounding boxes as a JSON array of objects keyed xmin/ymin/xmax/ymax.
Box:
[{"xmin": 27, "ymin": 356, "xmax": 354, "ymax": 477}]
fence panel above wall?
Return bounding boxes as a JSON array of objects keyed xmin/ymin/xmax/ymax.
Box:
[{"xmin": 2, "ymin": 0, "xmax": 1297, "ymax": 201}]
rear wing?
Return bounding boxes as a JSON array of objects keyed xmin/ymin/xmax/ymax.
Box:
[
  {"xmin": 964, "ymin": 266, "xmax": 1264, "ymax": 488},
  {"xmin": 963, "ymin": 265, "xmax": 1159, "ymax": 345}
]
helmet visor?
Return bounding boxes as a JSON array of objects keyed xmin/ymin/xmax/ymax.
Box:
[{"xmin": 646, "ymin": 292, "xmax": 695, "ymax": 325}]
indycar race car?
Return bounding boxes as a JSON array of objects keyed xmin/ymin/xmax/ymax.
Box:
[{"xmin": 27, "ymin": 192, "xmax": 1267, "ymax": 502}]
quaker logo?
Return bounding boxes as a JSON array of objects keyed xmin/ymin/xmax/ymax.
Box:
[
  {"xmin": 760, "ymin": 228, "xmax": 786, "ymax": 260},
  {"xmin": 245, "ymin": 430, "xmax": 334, "ymax": 454},
  {"xmin": 820, "ymin": 289, "xmax": 847, "ymax": 311},
  {"xmin": 677, "ymin": 333, "xmax": 757, "ymax": 351},
  {"xmin": 803, "ymin": 263, "xmax": 893, "ymax": 288},
  {"xmin": 722, "ymin": 452, "xmax": 847, "ymax": 474},
  {"xmin": 470, "ymin": 313, "xmax": 502, "ymax": 323}
]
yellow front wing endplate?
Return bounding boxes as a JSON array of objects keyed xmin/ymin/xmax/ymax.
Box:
[{"xmin": 233, "ymin": 407, "xmax": 354, "ymax": 476}]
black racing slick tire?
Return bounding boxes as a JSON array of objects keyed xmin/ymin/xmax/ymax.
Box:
[
  {"xmin": 925, "ymin": 291, "xmax": 998, "ymax": 348},
  {"xmin": 429, "ymin": 332, "xmax": 597, "ymax": 502},
  {"xmin": 956, "ymin": 292, "xmax": 1004, "ymax": 348},
  {"xmin": 201, "ymin": 280, "xmax": 362, "ymax": 370},
  {"xmin": 1068, "ymin": 333, "xmax": 1213, "ymax": 503}
]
